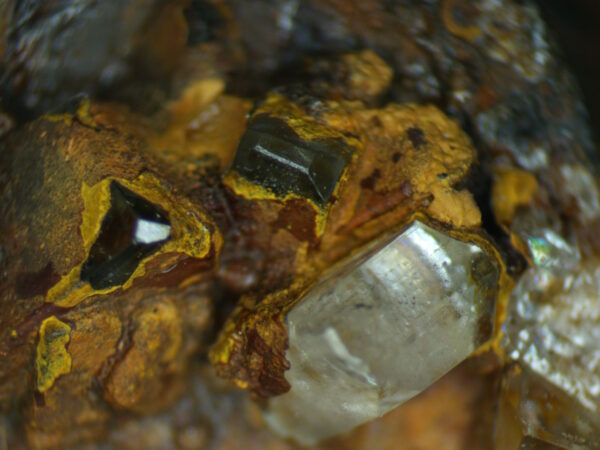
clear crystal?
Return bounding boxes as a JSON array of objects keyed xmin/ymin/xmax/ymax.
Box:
[
  {"xmin": 505, "ymin": 249, "xmax": 600, "ymax": 446},
  {"xmin": 264, "ymin": 221, "xmax": 499, "ymax": 444},
  {"xmin": 495, "ymin": 365, "xmax": 600, "ymax": 450}
]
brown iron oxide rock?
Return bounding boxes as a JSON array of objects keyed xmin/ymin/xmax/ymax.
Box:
[
  {"xmin": 0, "ymin": 108, "xmax": 219, "ymax": 448},
  {"xmin": 0, "ymin": 0, "xmax": 600, "ymax": 449}
]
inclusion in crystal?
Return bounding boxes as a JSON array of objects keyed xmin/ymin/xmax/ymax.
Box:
[
  {"xmin": 80, "ymin": 181, "xmax": 171, "ymax": 290},
  {"xmin": 264, "ymin": 220, "xmax": 500, "ymax": 444},
  {"xmin": 231, "ymin": 115, "xmax": 354, "ymax": 206}
]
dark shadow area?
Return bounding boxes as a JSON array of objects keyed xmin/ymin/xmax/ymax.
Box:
[{"xmin": 536, "ymin": 0, "xmax": 600, "ymax": 152}]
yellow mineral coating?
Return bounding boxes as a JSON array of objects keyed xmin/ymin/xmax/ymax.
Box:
[
  {"xmin": 167, "ymin": 78, "xmax": 225, "ymax": 125},
  {"xmin": 210, "ymin": 290, "xmax": 290, "ymax": 392},
  {"xmin": 76, "ymin": 98, "xmax": 97, "ymax": 128},
  {"xmin": 36, "ymin": 316, "xmax": 72, "ymax": 393},
  {"xmin": 43, "ymin": 113, "xmax": 73, "ymax": 126},
  {"xmin": 104, "ymin": 299, "xmax": 183, "ymax": 411},
  {"xmin": 213, "ymin": 101, "xmax": 502, "ymax": 389},
  {"xmin": 80, "ymin": 177, "xmax": 113, "ymax": 252},
  {"xmin": 482, "ymin": 271, "xmax": 517, "ymax": 357},
  {"xmin": 223, "ymin": 95, "xmax": 362, "ymax": 236},
  {"xmin": 46, "ymin": 172, "xmax": 218, "ymax": 307},
  {"xmin": 254, "ymin": 94, "xmax": 362, "ymax": 149},
  {"xmin": 223, "ymin": 170, "xmax": 328, "ymax": 236},
  {"xmin": 357, "ymin": 104, "xmax": 481, "ymax": 228},
  {"xmin": 491, "ymin": 167, "xmax": 539, "ymax": 226},
  {"xmin": 211, "ymin": 318, "xmax": 236, "ymax": 365},
  {"xmin": 341, "ymin": 50, "xmax": 393, "ymax": 99},
  {"xmin": 509, "ymin": 231, "xmax": 535, "ymax": 267}
]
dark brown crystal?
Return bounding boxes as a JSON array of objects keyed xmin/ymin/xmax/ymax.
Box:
[
  {"xmin": 231, "ymin": 114, "xmax": 354, "ymax": 206},
  {"xmin": 80, "ymin": 182, "xmax": 171, "ymax": 290}
]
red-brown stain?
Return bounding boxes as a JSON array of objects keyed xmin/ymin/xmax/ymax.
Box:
[
  {"xmin": 272, "ymin": 199, "xmax": 319, "ymax": 246},
  {"xmin": 246, "ymin": 327, "xmax": 291, "ymax": 397},
  {"xmin": 135, "ymin": 254, "xmax": 214, "ymax": 289},
  {"xmin": 15, "ymin": 262, "xmax": 61, "ymax": 299},
  {"xmin": 16, "ymin": 302, "xmax": 69, "ymax": 338},
  {"xmin": 360, "ymin": 168, "xmax": 382, "ymax": 190}
]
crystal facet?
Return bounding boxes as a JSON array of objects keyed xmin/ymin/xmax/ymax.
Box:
[
  {"xmin": 264, "ymin": 221, "xmax": 499, "ymax": 444},
  {"xmin": 495, "ymin": 365, "xmax": 600, "ymax": 450},
  {"xmin": 504, "ymin": 226, "xmax": 600, "ymax": 447},
  {"xmin": 80, "ymin": 181, "xmax": 171, "ymax": 290},
  {"xmin": 231, "ymin": 114, "xmax": 354, "ymax": 206}
]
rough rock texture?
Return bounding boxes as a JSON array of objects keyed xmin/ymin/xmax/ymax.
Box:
[{"xmin": 0, "ymin": 0, "xmax": 599, "ymax": 449}]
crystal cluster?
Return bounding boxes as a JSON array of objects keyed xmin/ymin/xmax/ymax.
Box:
[
  {"xmin": 265, "ymin": 221, "xmax": 499, "ymax": 444},
  {"xmin": 1, "ymin": 0, "xmax": 600, "ymax": 447},
  {"xmin": 503, "ymin": 220, "xmax": 600, "ymax": 448}
]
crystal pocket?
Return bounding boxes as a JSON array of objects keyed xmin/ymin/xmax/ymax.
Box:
[{"xmin": 80, "ymin": 181, "xmax": 171, "ymax": 290}]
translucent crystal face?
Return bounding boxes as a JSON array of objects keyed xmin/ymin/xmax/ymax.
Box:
[
  {"xmin": 504, "ymin": 221, "xmax": 600, "ymax": 447},
  {"xmin": 265, "ymin": 221, "xmax": 499, "ymax": 444},
  {"xmin": 496, "ymin": 364, "xmax": 600, "ymax": 450}
]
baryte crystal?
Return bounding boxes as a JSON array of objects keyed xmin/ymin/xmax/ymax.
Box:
[
  {"xmin": 231, "ymin": 114, "xmax": 354, "ymax": 206},
  {"xmin": 504, "ymin": 227, "xmax": 600, "ymax": 448},
  {"xmin": 264, "ymin": 221, "xmax": 499, "ymax": 444},
  {"xmin": 80, "ymin": 181, "xmax": 171, "ymax": 290},
  {"xmin": 495, "ymin": 365, "xmax": 600, "ymax": 450}
]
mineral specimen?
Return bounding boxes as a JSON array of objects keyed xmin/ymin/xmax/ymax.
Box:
[
  {"xmin": 0, "ymin": 0, "xmax": 600, "ymax": 448},
  {"xmin": 211, "ymin": 96, "xmax": 487, "ymax": 400},
  {"xmin": 265, "ymin": 220, "xmax": 500, "ymax": 444},
  {"xmin": 80, "ymin": 181, "xmax": 172, "ymax": 290},
  {"xmin": 231, "ymin": 114, "xmax": 355, "ymax": 207},
  {"xmin": 502, "ymin": 222, "xmax": 600, "ymax": 448},
  {"xmin": 495, "ymin": 364, "xmax": 600, "ymax": 450},
  {"xmin": 0, "ymin": 112, "xmax": 220, "ymax": 448}
]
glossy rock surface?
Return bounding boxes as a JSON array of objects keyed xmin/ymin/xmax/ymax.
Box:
[
  {"xmin": 231, "ymin": 114, "xmax": 355, "ymax": 206},
  {"xmin": 81, "ymin": 181, "xmax": 171, "ymax": 290},
  {"xmin": 1, "ymin": 0, "xmax": 600, "ymax": 448},
  {"xmin": 265, "ymin": 221, "xmax": 499, "ymax": 444}
]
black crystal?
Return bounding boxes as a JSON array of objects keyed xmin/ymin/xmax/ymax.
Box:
[
  {"xmin": 80, "ymin": 181, "xmax": 171, "ymax": 290},
  {"xmin": 231, "ymin": 114, "xmax": 354, "ymax": 206}
]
